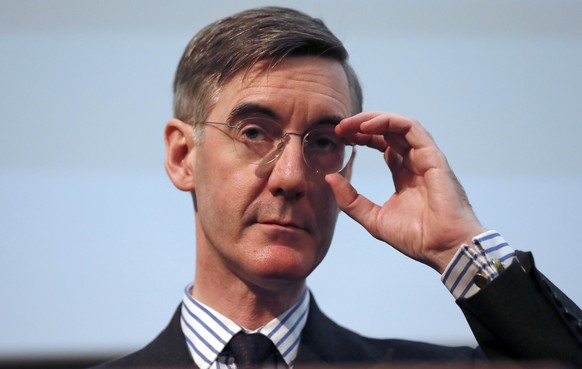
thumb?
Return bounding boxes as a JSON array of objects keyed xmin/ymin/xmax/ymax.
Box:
[{"xmin": 325, "ymin": 173, "xmax": 380, "ymax": 238}]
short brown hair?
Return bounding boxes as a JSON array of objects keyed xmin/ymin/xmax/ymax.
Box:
[{"xmin": 173, "ymin": 6, "xmax": 362, "ymax": 139}]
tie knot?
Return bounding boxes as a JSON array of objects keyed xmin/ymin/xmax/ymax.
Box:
[{"xmin": 226, "ymin": 332, "xmax": 276, "ymax": 368}]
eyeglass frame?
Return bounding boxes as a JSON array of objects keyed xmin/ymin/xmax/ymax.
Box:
[{"xmin": 201, "ymin": 119, "xmax": 356, "ymax": 175}]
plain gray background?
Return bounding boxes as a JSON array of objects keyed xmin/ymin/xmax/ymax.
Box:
[{"xmin": 1, "ymin": 0, "xmax": 581, "ymax": 359}]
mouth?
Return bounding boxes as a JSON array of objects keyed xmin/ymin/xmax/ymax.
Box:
[{"xmin": 257, "ymin": 219, "xmax": 308, "ymax": 233}]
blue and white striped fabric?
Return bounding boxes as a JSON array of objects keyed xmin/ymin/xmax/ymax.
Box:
[
  {"xmin": 441, "ymin": 230, "xmax": 517, "ymax": 299},
  {"xmin": 180, "ymin": 285, "xmax": 310, "ymax": 369}
]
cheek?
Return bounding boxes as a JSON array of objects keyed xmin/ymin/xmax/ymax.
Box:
[
  {"xmin": 197, "ymin": 170, "xmax": 250, "ymax": 220},
  {"xmin": 195, "ymin": 153, "xmax": 236, "ymax": 219},
  {"xmin": 195, "ymin": 153, "xmax": 264, "ymax": 231},
  {"xmin": 310, "ymin": 185, "xmax": 340, "ymax": 239}
]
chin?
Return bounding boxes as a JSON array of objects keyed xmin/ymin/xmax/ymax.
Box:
[{"xmin": 251, "ymin": 246, "xmax": 323, "ymax": 282}]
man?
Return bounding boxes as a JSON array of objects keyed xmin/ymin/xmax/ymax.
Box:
[{"xmin": 97, "ymin": 6, "xmax": 582, "ymax": 368}]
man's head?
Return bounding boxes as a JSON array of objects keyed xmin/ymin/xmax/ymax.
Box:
[
  {"xmin": 173, "ymin": 6, "xmax": 362, "ymax": 142},
  {"xmin": 165, "ymin": 7, "xmax": 359, "ymax": 299}
]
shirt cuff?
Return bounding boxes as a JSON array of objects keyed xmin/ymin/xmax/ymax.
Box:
[{"xmin": 441, "ymin": 230, "xmax": 517, "ymax": 299}]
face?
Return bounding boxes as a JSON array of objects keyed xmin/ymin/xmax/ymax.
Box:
[{"xmin": 190, "ymin": 57, "xmax": 352, "ymax": 289}]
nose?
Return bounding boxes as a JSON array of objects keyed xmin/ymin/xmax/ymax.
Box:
[{"xmin": 266, "ymin": 133, "xmax": 308, "ymax": 200}]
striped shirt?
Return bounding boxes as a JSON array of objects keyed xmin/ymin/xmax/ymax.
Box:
[
  {"xmin": 442, "ymin": 230, "xmax": 516, "ymax": 299},
  {"xmin": 180, "ymin": 231, "xmax": 514, "ymax": 368},
  {"xmin": 180, "ymin": 285, "xmax": 309, "ymax": 369}
]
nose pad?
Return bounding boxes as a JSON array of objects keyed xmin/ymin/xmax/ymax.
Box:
[
  {"xmin": 258, "ymin": 134, "xmax": 290, "ymax": 166},
  {"xmin": 275, "ymin": 135, "xmax": 288, "ymax": 153}
]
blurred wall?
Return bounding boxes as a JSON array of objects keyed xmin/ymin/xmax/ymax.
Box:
[{"xmin": 1, "ymin": 0, "xmax": 581, "ymax": 361}]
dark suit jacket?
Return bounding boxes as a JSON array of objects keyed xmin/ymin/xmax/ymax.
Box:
[{"xmin": 95, "ymin": 252, "xmax": 582, "ymax": 368}]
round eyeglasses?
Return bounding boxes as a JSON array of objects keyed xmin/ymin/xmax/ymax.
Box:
[{"xmin": 203, "ymin": 117, "xmax": 355, "ymax": 175}]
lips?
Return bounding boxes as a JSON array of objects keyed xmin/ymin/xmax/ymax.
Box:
[
  {"xmin": 260, "ymin": 219, "xmax": 303, "ymax": 228},
  {"xmin": 248, "ymin": 201, "xmax": 312, "ymax": 234},
  {"xmin": 257, "ymin": 218, "xmax": 308, "ymax": 232}
]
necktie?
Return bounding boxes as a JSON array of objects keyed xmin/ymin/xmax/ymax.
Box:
[{"xmin": 226, "ymin": 332, "xmax": 277, "ymax": 369}]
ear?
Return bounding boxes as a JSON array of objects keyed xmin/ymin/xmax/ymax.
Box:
[{"xmin": 165, "ymin": 118, "xmax": 197, "ymax": 191}]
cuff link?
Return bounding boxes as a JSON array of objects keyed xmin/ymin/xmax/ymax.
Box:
[
  {"xmin": 492, "ymin": 258, "xmax": 505, "ymax": 272},
  {"xmin": 473, "ymin": 259, "xmax": 505, "ymax": 289},
  {"xmin": 473, "ymin": 273, "xmax": 489, "ymax": 288}
]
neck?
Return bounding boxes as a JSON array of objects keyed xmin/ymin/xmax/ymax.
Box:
[{"xmin": 191, "ymin": 260, "xmax": 306, "ymax": 330}]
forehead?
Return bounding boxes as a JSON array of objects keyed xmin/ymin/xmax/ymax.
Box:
[{"xmin": 207, "ymin": 57, "xmax": 351, "ymax": 125}]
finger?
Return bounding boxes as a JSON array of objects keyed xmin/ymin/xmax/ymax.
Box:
[
  {"xmin": 351, "ymin": 132, "xmax": 389, "ymax": 152},
  {"xmin": 352, "ymin": 113, "xmax": 434, "ymax": 148},
  {"xmin": 337, "ymin": 111, "xmax": 387, "ymax": 134},
  {"xmin": 384, "ymin": 133, "xmax": 410, "ymax": 157},
  {"xmin": 339, "ymin": 112, "xmax": 437, "ymax": 156},
  {"xmin": 386, "ymin": 146, "xmax": 403, "ymax": 175},
  {"xmin": 360, "ymin": 113, "xmax": 413, "ymax": 135},
  {"xmin": 355, "ymin": 114, "xmax": 448, "ymax": 175},
  {"xmin": 325, "ymin": 173, "xmax": 381, "ymax": 238},
  {"xmin": 336, "ymin": 123, "xmax": 389, "ymax": 152},
  {"xmin": 339, "ymin": 112, "xmax": 412, "ymax": 134},
  {"xmin": 335, "ymin": 113, "xmax": 384, "ymax": 147},
  {"xmin": 361, "ymin": 114, "xmax": 435, "ymax": 150},
  {"xmin": 386, "ymin": 147, "xmax": 414, "ymax": 193}
]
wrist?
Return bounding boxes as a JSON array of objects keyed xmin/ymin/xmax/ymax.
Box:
[{"xmin": 433, "ymin": 225, "xmax": 487, "ymax": 274}]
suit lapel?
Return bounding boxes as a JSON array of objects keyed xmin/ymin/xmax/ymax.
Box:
[
  {"xmin": 295, "ymin": 295, "xmax": 366, "ymax": 365},
  {"xmin": 135, "ymin": 305, "xmax": 196, "ymax": 367},
  {"xmin": 295, "ymin": 294, "xmax": 399, "ymax": 366}
]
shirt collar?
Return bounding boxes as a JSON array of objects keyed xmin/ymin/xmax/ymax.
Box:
[{"xmin": 180, "ymin": 283, "xmax": 310, "ymax": 369}]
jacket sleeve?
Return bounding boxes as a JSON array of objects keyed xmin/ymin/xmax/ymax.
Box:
[{"xmin": 456, "ymin": 251, "xmax": 582, "ymax": 368}]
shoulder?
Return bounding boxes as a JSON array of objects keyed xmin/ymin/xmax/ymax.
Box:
[
  {"xmin": 301, "ymin": 296, "xmax": 479, "ymax": 364},
  {"xmin": 91, "ymin": 305, "xmax": 193, "ymax": 368}
]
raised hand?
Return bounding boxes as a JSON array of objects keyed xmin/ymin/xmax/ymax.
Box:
[{"xmin": 326, "ymin": 112, "xmax": 486, "ymax": 273}]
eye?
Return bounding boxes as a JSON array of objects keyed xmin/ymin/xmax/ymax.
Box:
[
  {"xmin": 239, "ymin": 125, "xmax": 266, "ymax": 141},
  {"xmin": 306, "ymin": 128, "xmax": 342, "ymax": 153},
  {"xmin": 233, "ymin": 118, "xmax": 281, "ymax": 146}
]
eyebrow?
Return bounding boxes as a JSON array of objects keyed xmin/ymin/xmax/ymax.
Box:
[
  {"xmin": 227, "ymin": 103, "xmax": 280, "ymax": 123},
  {"xmin": 315, "ymin": 115, "xmax": 344, "ymax": 126},
  {"xmin": 227, "ymin": 102, "xmax": 345, "ymax": 127}
]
